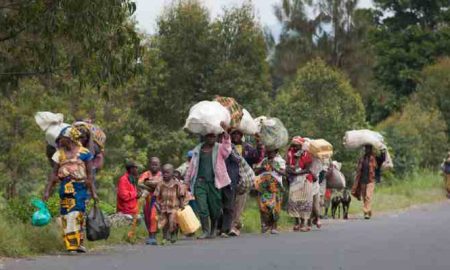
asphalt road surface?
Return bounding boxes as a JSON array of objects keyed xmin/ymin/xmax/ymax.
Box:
[{"xmin": 5, "ymin": 201, "xmax": 450, "ymax": 270}]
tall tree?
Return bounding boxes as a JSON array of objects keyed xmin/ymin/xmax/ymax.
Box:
[
  {"xmin": 370, "ymin": 0, "xmax": 450, "ymax": 114},
  {"xmin": 207, "ymin": 3, "xmax": 271, "ymax": 114},
  {"xmin": 140, "ymin": 1, "xmax": 271, "ymax": 128},
  {"xmin": 140, "ymin": 0, "xmax": 214, "ymax": 129}
]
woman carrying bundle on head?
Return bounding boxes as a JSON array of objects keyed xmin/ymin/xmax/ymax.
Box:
[{"xmin": 43, "ymin": 126, "xmax": 98, "ymax": 253}]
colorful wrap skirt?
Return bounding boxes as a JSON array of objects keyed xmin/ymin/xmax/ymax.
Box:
[{"xmin": 59, "ymin": 178, "xmax": 88, "ymax": 251}]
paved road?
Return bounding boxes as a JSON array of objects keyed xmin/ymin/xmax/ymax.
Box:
[{"xmin": 5, "ymin": 201, "xmax": 450, "ymax": 270}]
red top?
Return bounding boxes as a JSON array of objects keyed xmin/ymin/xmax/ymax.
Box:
[
  {"xmin": 116, "ymin": 172, "xmax": 138, "ymax": 215},
  {"xmin": 287, "ymin": 148, "xmax": 314, "ymax": 182}
]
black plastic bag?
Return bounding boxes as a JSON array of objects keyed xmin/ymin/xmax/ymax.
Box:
[{"xmin": 86, "ymin": 203, "xmax": 110, "ymax": 241}]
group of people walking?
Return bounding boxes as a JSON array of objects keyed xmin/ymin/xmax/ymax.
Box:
[{"xmin": 43, "ymin": 120, "xmax": 388, "ymax": 253}]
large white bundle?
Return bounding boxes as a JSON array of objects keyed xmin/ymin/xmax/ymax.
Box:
[
  {"xmin": 35, "ymin": 112, "xmax": 64, "ymax": 131},
  {"xmin": 184, "ymin": 101, "xmax": 231, "ymax": 135},
  {"xmin": 326, "ymin": 161, "xmax": 346, "ymax": 189},
  {"xmin": 343, "ymin": 129, "xmax": 385, "ymax": 150},
  {"xmin": 35, "ymin": 112, "xmax": 70, "ymax": 147},
  {"xmin": 237, "ymin": 109, "xmax": 258, "ymax": 135}
]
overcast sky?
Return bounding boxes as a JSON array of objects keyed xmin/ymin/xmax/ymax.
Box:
[{"xmin": 133, "ymin": 0, "xmax": 374, "ymax": 35}]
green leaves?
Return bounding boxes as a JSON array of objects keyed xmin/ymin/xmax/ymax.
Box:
[
  {"xmin": 0, "ymin": 0, "xmax": 141, "ymax": 92},
  {"xmin": 274, "ymin": 58, "xmax": 366, "ymax": 176},
  {"xmin": 370, "ymin": 0, "xmax": 450, "ymax": 115}
]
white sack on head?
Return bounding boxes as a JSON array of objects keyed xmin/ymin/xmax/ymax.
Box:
[
  {"xmin": 35, "ymin": 112, "xmax": 70, "ymax": 147},
  {"xmin": 184, "ymin": 101, "xmax": 231, "ymax": 136},
  {"xmin": 35, "ymin": 112, "xmax": 64, "ymax": 131},
  {"xmin": 343, "ymin": 129, "xmax": 385, "ymax": 150}
]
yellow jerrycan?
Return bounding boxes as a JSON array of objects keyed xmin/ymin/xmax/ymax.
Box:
[{"xmin": 177, "ymin": 205, "xmax": 201, "ymax": 234}]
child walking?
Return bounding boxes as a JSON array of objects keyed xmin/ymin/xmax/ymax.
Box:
[
  {"xmin": 154, "ymin": 164, "xmax": 188, "ymax": 244},
  {"xmin": 254, "ymin": 149, "xmax": 286, "ymax": 234}
]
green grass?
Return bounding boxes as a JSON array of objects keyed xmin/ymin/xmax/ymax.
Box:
[{"xmin": 1, "ymin": 170, "xmax": 446, "ymax": 257}]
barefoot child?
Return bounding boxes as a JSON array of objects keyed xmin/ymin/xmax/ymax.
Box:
[{"xmin": 154, "ymin": 164, "xmax": 189, "ymax": 244}]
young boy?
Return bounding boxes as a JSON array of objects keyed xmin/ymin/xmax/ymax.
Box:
[
  {"xmin": 138, "ymin": 157, "xmax": 162, "ymax": 245},
  {"xmin": 154, "ymin": 164, "xmax": 188, "ymax": 244}
]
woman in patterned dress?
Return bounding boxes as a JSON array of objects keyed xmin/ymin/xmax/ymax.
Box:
[{"xmin": 43, "ymin": 126, "xmax": 98, "ymax": 253}]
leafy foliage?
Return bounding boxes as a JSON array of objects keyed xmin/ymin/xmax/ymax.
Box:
[
  {"xmin": 416, "ymin": 58, "xmax": 450, "ymax": 139},
  {"xmin": 369, "ymin": 0, "xmax": 450, "ymax": 115},
  {"xmin": 377, "ymin": 99, "xmax": 448, "ymax": 175},
  {"xmin": 274, "ymin": 58, "xmax": 366, "ymax": 176},
  {"xmin": 0, "ymin": 0, "xmax": 141, "ymax": 93}
]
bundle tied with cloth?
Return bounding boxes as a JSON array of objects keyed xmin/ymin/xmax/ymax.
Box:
[
  {"xmin": 343, "ymin": 129, "xmax": 394, "ymax": 169},
  {"xmin": 73, "ymin": 121, "xmax": 106, "ymax": 152}
]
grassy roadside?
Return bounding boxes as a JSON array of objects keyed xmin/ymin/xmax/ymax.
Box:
[{"xmin": 0, "ymin": 170, "xmax": 446, "ymax": 257}]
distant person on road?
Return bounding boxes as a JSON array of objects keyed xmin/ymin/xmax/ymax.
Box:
[
  {"xmin": 229, "ymin": 129, "xmax": 264, "ymax": 237},
  {"xmin": 254, "ymin": 149, "xmax": 286, "ymax": 234},
  {"xmin": 139, "ymin": 157, "xmax": 162, "ymax": 245},
  {"xmin": 441, "ymin": 152, "xmax": 450, "ymax": 199},
  {"xmin": 43, "ymin": 126, "xmax": 98, "ymax": 253},
  {"xmin": 185, "ymin": 122, "xmax": 232, "ymax": 239},
  {"xmin": 351, "ymin": 145, "xmax": 386, "ymax": 219},
  {"xmin": 154, "ymin": 164, "xmax": 188, "ymax": 244}
]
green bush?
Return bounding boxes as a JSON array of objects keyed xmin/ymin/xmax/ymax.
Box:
[
  {"xmin": 417, "ymin": 58, "xmax": 450, "ymax": 139},
  {"xmin": 273, "ymin": 58, "xmax": 366, "ymax": 176},
  {"xmin": 4, "ymin": 197, "xmax": 36, "ymax": 224},
  {"xmin": 377, "ymin": 100, "xmax": 448, "ymax": 175}
]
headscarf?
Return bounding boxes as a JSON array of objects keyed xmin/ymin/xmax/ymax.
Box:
[
  {"xmin": 73, "ymin": 121, "xmax": 90, "ymax": 136},
  {"xmin": 291, "ymin": 136, "xmax": 305, "ymax": 146},
  {"xmin": 59, "ymin": 126, "xmax": 82, "ymax": 145}
]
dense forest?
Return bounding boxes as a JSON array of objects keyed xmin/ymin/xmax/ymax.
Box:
[{"xmin": 0, "ymin": 0, "xmax": 449, "ymax": 204}]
